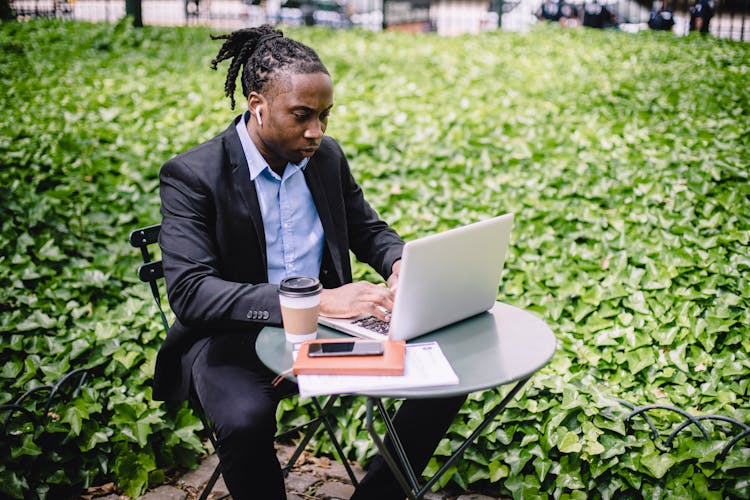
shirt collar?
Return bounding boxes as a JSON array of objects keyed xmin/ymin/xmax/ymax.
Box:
[{"xmin": 235, "ymin": 111, "xmax": 310, "ymax": 181}]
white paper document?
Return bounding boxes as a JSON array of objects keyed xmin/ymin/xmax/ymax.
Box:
[{"xmin": 296, "ymin": 342, "xmax": 459, "ymax": 398}]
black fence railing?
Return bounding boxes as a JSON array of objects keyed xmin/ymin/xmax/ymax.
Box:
[
  {"xmin": 618, "ymin": 399, "xmax": 750, "ymax": 464},
  {"xmin": 8, "ymin": 0, "xmax": 749, "ymax": 39},
  {"xmin": 1, "ymin": 368, "xmax": 90, "ymax": 498}
]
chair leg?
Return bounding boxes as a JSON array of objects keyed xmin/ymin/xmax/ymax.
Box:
[
  {"xmin": 281, "ymin": 396, "xmax": 336, "ymax": 476},
  {"xmin": 197, "ymin": 462, "xmax": 225, "ymax": 500},
  {"xmin": 313, "ymin": 397, "xmax": 360, "ymax": 487},
  {"xmin": 191, "ymin": 395, "xmax": 359, "ymax": 496},
  {"xmin": 191, "ymin": 399, "xmax": 229, "ymax": 500},
  {"xmin": 281, "ymin": 396, "xmax": 359, "ymax": 487}
]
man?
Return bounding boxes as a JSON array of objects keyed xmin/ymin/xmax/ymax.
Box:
[
  {"xmin": 689, "ymin": 0, "xmax": 715, "ymax": 34},
  {"xmin": 536, "ymin": 0, "xmax": 561, "ymax": 22},
  {"xmin": 582, "ymin": 0, "xmax": 616, "ymax": 29},
  {"xmin": 648, "ymin": 0, "xmax": 675, "ymax": 31},
  {"xmin": 155, "ymin": 25, "xmax": 465, "ymax": 499}
]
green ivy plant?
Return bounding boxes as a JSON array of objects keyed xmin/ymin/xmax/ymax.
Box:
[{"xmin": 1, "ymin": 19, "xmax": 748, "ymax": 499}]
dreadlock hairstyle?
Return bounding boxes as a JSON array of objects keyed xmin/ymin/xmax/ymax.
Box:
[{"xmin": 210, "ymin": 25, "xmax": 329, "ymax": 110}]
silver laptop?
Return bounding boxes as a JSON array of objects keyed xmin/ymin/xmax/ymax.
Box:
[{"xmin": 318, "ymin": 213, "xmax": 514, "ymax": 341}]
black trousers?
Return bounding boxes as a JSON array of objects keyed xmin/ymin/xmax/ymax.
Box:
[{"xmin": 192, "ymin": 334, "xmax": 466, "ymax": 500}]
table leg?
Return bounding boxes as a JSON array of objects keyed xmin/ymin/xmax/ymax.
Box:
[
  {"xmin": 375, "ymin": 398, "xmax": 422, "ymax": 489},
  {"xmin": 420, "ymin": 377, "xmax": 530, "ymax": 494},
  {"xmin": 365, "ymin": 398, "xmax": 418, "ymax": 499},
  {"xmin": 364, "ymin": 377, "xmax": 532, "ymax": 499},
  {"xmin": 315, "ymin": 397, "xmax": 360, "ymax": 486}
]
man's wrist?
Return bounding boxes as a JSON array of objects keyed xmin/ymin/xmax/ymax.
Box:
[{"xmin": 390, "ymin": 259, "xmax": 401, "ymax": 278}]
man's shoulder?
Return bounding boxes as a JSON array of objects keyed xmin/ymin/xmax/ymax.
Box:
[
  {"xmin": 317, "ymin": 135, "xmax": 345, "ymax": 158},
  {"xmin": 162, "ymin": 122, "xmax": 237, "ymax": 174},
  {"xmin": 171, "ymin": 125, "xmax": 234, "ymax": 163},
  {"xmin": 306, "ymin": 137, "xmax": 351, "ymax": 185},
  {"xmin": 308, "ymin": 136, "xmax": 348, "ymax": 173}
]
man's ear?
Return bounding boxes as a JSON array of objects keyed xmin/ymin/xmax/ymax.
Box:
[{"xmin": 247, "ymin": 92, "xmax": 265, "ymax": 126}]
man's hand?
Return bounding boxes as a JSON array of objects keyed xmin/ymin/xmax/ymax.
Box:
[
  {"xmin": 387, "ymin": 259, "xmax": 401, "ymax": 292},
  {"xmin": 320, "ymin": 281, "xmax": 395, "ymax": 322}
]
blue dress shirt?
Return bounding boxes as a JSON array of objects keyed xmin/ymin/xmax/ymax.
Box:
[{"xmin": 235, "ymin": 112, "xmax": 324, "ymax": 285}]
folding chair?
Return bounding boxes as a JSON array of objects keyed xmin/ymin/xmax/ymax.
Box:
[{"xmin": 129, "ymin": 224, "xmax": 358, "ymax": 499}]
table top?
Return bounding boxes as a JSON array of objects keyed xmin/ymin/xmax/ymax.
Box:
[{"xmin": 256, "ymin": 301, "xmax": 557, "ymax": 398}]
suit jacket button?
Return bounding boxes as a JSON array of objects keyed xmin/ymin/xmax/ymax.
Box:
[{"xmin": 262, "ymin": 311, "xmax": 270, "ymax": 320}]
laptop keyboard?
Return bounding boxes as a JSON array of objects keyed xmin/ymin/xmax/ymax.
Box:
[{"xmin": 352, "ymin": 316, "xmax": 390, "ymax": 335}]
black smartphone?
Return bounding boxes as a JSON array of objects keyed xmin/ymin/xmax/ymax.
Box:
[{"xmin": 307, "ymin": 341, "xmax": 385, "ymax": 357}]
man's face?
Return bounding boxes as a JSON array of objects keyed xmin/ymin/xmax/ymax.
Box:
[{"xmin": 256, "ymin": 71, "xmax": 334, "ymax": 172}]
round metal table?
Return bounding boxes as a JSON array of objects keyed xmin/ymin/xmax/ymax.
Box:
[{"xmin": 256, "ymin": 301, "xmax": 557, "ymax": 499}]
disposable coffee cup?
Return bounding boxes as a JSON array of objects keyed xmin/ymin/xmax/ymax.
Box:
[{"xmin": 278, "ymin": 276, "xmax": 322, "ymax": 344}]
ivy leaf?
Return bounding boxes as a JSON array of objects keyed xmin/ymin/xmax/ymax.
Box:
[
  {"xmin": 112, "ymin": 446, "xmax": 156, "ymax": 498},
  {"xmin": 0, "ymin": 359, "xmax": 23, "ymax": 379},
  {"xmin": 488, "ymin": 459, "xmax": 509, "ymax": 482},
  {"xmin": 11, "ymin": 434, "xmax": 42, "ymax": 459},
  {"xmin": 113, "ymin": 349, "xmax": 141, "ymax": 370},
  {"xmin": 15, "ymin": 311, "xmax": 56, "ymax": 332},
  {"xmin": 38, "ymin": 239, "xmax": 66, "ymax": 262},
  {"xmin": 639, "ymin": 450, "xmax": 677, "ymax": 479},
  {"xmin": 0, "ymin": 467, "xmax": 29, "ymax": 499},
  {"xmin": 558, "ymin": 430, "xmax": 583, "ymax": 454}
]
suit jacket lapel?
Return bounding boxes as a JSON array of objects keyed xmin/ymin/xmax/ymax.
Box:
[
  {"xmin": 304, "ymin": 159, "xmax": 345, "ymax": 284},
  {"xmin": 222, "ymin": 116, "xmax": 344, "ymax": 284},
  {"xmin": 223, "ymin": 119, "xmax": 268, "ymax": 278}
]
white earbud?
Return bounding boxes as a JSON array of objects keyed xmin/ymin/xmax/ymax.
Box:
[{"xmin": 255, "ymin": 108, "xmax": 262, "ymax": 126}]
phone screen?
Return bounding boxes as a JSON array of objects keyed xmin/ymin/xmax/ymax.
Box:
[{"xmin": 307, "ymin": 341, "xmax": 385, "ymax": 357}]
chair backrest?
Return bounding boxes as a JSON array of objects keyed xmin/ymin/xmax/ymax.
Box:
[
  {"xmin": 127, "ymin": 228, "xmax": 359, "ymax": 490},
  {"xmin": 129, "ymin": 224, "xmax": 170, "ymax": 334},
  {"xmin": 129, "ymin": 224, "xmax": 227, "ymax": 498}
]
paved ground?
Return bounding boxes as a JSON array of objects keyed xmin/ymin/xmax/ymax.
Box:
[{"xmin": 88, "ymin": 442, "xmax": 498, "ymax": 500}]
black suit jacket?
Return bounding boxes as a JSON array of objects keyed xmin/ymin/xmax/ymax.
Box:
[{"xmin": 154, "ymin": 115, "xmax": 404, "ymax": 400}]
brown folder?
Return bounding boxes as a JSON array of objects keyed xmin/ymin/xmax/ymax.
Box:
[{"xmin": 293, "ymin": 339, "xmax": 406, "ymax": 376}]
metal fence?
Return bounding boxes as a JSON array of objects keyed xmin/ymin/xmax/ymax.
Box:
[{"xmin": 8, "ymin": 0, "xmax": 749, "ymax": 39}]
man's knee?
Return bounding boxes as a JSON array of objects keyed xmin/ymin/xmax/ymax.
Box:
[{"xmin": 212, "ymin": 401, "xmax": 278, "ymax": 445}]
